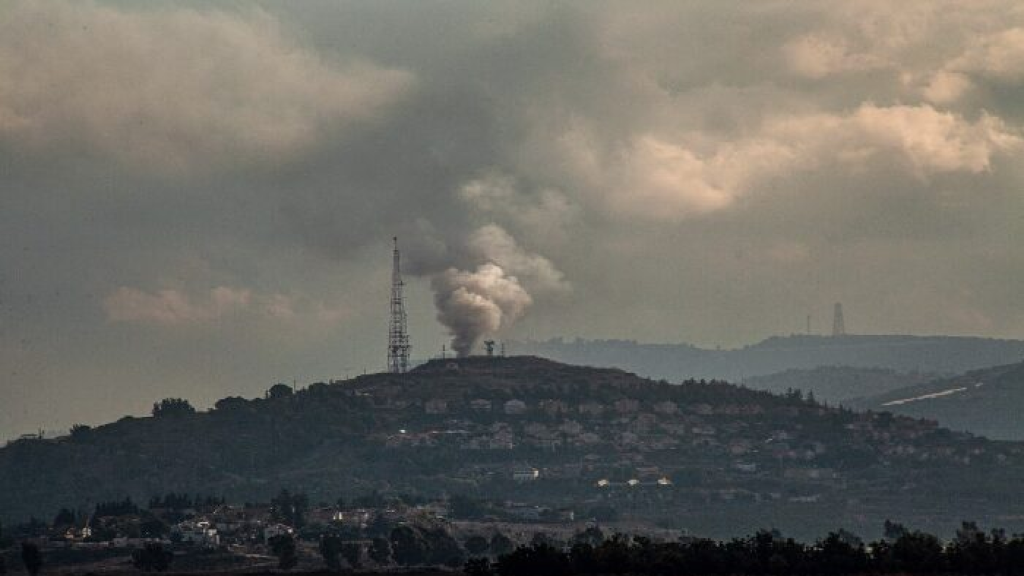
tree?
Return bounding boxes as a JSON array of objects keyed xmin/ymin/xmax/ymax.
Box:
[
  {"xmin": 267, "ymin": 384, "xmax": 294, "ymax": 400},
  {"xmin": 465, "ymin": 557, "xmax": 494, "ymax": 576},
  {"xmin": 572, "ymin": 526, "xmax": 605, "ymax": 547},
  {"xmin": 269, "ymin": 534, "xmax": 298, "ymax": 570},
  {"xmin": 271, "ymin": 489, "xmax": 309, "ymax": 528},
  {"xmin": 21, "ymin": 542, "xmax": 42, "ymax": 576},
  {"xmin": 341, "ymin": 542, "xmax": 362, "ymax": 569},
  {"xmin": 132, "ymin": 543, "xmax": 173, "ymax": 572},
  {"xmin": 465, "ymin": 535, "xmax": 491, "ymax": 556},
  {"xmin": 140, "ymin": 517, "xmax": 170, "ymax": 539},
  {"xmin": 490, "ymin": 532, "xmax": 514, "ymax": 556},
  {"xmin": 422, "ymin": 527, "xmax": 465, "ymax": 567},
  {"xmin": 52, "ymin": 508, "xmax": 76, "ymax": 528},
  {"xmin": 319, "ymin": 534, "xmax": 343, "ymax": 571},
  {"xmin": 0, "ymin": 554, "xmax": 6, "ymax": 576},
  {"xmin": 496, "ymin": 543, "xmax": 569, "ymax": 576},
  {"xmin": 369, "ymin": 537, "xmax": 392, "ymax": 566},
  {"xmin": 151, "ymin": 398, "xmax": 195, "ymax": 418},
  {"xmin": 390, "ymin": 526, "xmax": 427, "ymax": 566},
  {"xmin": 450, "ymin": 494, "xmax": 485, "ymax": 519},
  {"xmin": 69, "ymin": 424, "xmax": 92, "ymax": 440},
  {"xmin": 214, "ymin": 397, "xmax": 248, "ymax": 412},
  {"xmin": 883, "ymin": 519, "xmax": 908, "ymax": 541},
  {"xmin": 891, "ymin": 531, "xmax": 944, "ymax": 573}
]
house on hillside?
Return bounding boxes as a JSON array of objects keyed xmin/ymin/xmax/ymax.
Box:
[
  {"xmin": 614, "ymin": 399, "xmax": 640, "ymax": 414},
  {"xmin": 425, "ymin": 399, "xmax": 448, "ymax": 415},
  {"xmin": 470, "ymin": 399, "xmax": 492, "ymax": 412},
  {"xmin": 653, "ymin": 401, "xmax": 678, "ymax": 415},
  {"xmin": 512, "ymin": 465, "xmax": 540, "ymax": 482},
  {"xmin": 539, "ymin": 399, "xmax": 570, "ymax": 416},
  {"xmin": 504, "ymin": 399, "xmax": 528, "ymax": 415}
]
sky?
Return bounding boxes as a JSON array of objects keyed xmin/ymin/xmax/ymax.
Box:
[{"xmin": 3, "ymin": 0, "xmax": 1024, "ymax": 439}]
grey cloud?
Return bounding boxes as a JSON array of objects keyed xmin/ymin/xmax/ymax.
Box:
[{"xmin": 5, "ymin": 0, "xmax": 1024, "ymax": 439}]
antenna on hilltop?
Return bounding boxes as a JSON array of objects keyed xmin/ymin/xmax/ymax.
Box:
[
  {"xmin": 832, "ymin": 302, "xmax": 846, "ymax": 337},
  {"xmin": 387, "ymin": 237, "xmax": 411, "ymax": 373}
]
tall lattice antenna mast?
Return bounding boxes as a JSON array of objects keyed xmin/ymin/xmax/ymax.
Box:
[
  {"xmin": 388, "ymin": 237, "xmax": 411, "ymax": 373},
  {"xmin": 832, "ymin": 302, "xmax": 846, "ymax": 337}
]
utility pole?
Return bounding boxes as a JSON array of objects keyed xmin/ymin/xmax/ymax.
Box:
[{"xmin": 387, "ymin": 237, "xmax": 411, "ymax": 373}]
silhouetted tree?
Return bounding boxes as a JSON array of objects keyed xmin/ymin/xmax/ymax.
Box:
[
  {"xmin": 151, "ymin": 398, "xmax": 195, "ymax": 418},
  {"xmin": 465, "ymin": 535, "xmax": 490, "ymax": 556},
  {"xmin": 21, "ymin": 542, "xmax": 42, "ymax": 576},
  {"xmin": 390, "ymin": 526, "xmax": 427, "ymax": 566},
  {"xmin": 267, "ymin": 384, "xmax": 294, "ymax": 400},
  {"xmin": 132, "ymin": 542, "xmax": 173, "ymax": 572},
  {"xmin": 490, "ymin": 532, "xmax": 514, "ymax": 556},
  {"xmin": 422, "ymin": 527, "xmax": 464, "ymax": 567},
  {"xmin": 571, "ymin": 526, "xmax": 605, "ymax": 547},
  {"xmin": 450, "ymin": 494, "xmax": 485, "ymax": 519},
  {"xmin": 496, "ymin": 543, "xmax": 569, "ymax": 576},
  {"xmin": 465, "ymin": 557, "xmax": 494, "ymax": 576},
  {"xmin": 319, "ymin": 534, "xmax": 343, "ymax": 571},
  {"xmin": 883, "ymin": 519, "xmax": 908, "ymax": 541},
  {"xmin": 270, "ymin": 489, "xmax": 308, "ymax": 528},
  {"xmin": 68, "ymin": 424, "xmax": 91, "ymax": 440},
  {"xmin": 341, "ymin": 542, "xmax": 362, "ymax": 568},
  {"xmin": 269, "ymin": 534, "xmax": 298, "ymax": 570},
  {"xmin": 369, "ymin": 537, "xmax": 392, "ymax": 565},
  {"xmin": 52, "ymin": 508, "xmax": 76, "ymax": 528},
  {"xmin": 213, "ymin": 397, "xmax": 248, "ymax": 412}
]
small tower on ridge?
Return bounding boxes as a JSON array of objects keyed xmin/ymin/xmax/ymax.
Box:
[{"xmin": 832, "ymin": 302, "xmax": 846, "ymax": 337}]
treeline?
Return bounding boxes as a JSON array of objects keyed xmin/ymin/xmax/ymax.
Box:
[{"xmin": 484, "ymin": 523, "xmax": 1024, "ymax": 576}]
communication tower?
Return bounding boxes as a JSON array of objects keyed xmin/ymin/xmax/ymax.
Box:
[
  {"xmin": 832, "ymin": 302, "xmax": 846, "ymax": 337},
  {"xmin": 387, "ymin": 237, "xmax": 411, "ymax": 373}
]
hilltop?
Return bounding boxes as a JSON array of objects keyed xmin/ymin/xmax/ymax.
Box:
[
  {"xmin": 513, "ymin": 335, "xmax": 1024, "ymax": 382},
  {"xmin": 4, "ymin": 356, "xmax": 1024, "ymax": 539}
]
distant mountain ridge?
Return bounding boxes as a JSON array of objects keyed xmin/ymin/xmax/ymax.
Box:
[
  {"xmin": 5, "ymin": 356, "xmax": 1024, "ymax": 539},
  {"xmin": 740, "ymin": 366, "xmax": 938, "ymax": 405},
  {"xmin": 511, "ymin": 335, "xmax": 1024, "ymax": 382}
]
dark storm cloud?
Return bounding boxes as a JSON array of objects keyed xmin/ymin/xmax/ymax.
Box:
[{"xmin": 3, "ymin": 0, "xmax": 1024, "ymax": 439}]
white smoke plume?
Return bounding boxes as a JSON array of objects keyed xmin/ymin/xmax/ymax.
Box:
[{"xmin": 430, "ymin": 224, "xmax": 568, "ymax": 356}]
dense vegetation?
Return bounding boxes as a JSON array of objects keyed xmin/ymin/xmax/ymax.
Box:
[{"xmin": 487, "ymin": 523, "xmax": 1024, "ymax": 576}]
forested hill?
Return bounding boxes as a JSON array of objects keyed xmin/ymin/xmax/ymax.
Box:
[
  {"xmin": 4, "ymin": 356, "xmax": 1024, "ymax": 539},
  {"xmin": 512, "ymin": 335, "xmax": 1024, "ymax": 382}
]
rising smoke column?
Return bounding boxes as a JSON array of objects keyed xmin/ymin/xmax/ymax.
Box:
[
  {"xmin": 430, "ymin": 224, "xmax": 568, "ymax": 356},
  {"xmin": 432, "ymin": 264, "xmax": 532, "ymax": 356}
]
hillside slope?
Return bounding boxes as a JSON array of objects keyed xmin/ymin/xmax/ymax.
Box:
[
  {"xmin": 513, "ymin": 335, "xmax": 1024, "ymax": 381},
  {"xmin": 4, "ymin": 356, "xmax": 1024, "ymax": 539},
  {"xmin": 853, "ymin": 361, "xmax": 1024, "ymax": 440},
  {"xmin": 741, "ymin": 366, "xmax": 938, "ymax": 405}
]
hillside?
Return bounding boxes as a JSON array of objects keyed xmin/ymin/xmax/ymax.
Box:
[
  {"xmin": 741, "ymin": 366, "xmax": 938, "ymax": 405},
  {"xmin": 853, "ymin": 361, "xmax": 1024, "ymax": 441},
  {"xmin": 512, "ymin": 335, "xmax": 1024, "ymax": 382},
  {"xmin": 4, "ymin": 356, "xmax": 1024, "ymax": 539}
]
